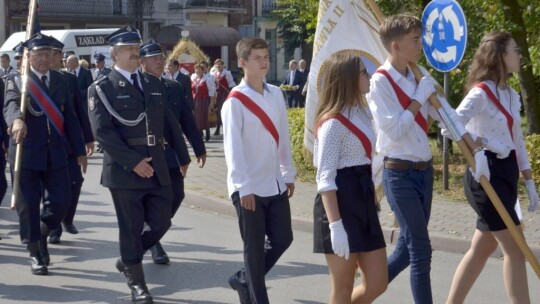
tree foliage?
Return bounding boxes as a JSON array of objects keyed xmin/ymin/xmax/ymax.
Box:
[{"xmin": 274, "ymin": 0, "xmax": 540, "ymax": 133}]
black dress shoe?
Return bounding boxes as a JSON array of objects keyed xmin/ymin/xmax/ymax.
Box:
[
  {"xmin": 39, "ymin": 235, "xmax": 50, "ymax": 266},
  {"xmin": 130, "ymin": 283, "xmax": 154, "ymax": 303},
  {"xmin": 228, "ymin": 274, "xmax": 252, "ymax": 304},
  {"xmin": 30, "ymin": 256, "xmax": 48, "ymax": 275},
  {"xmin": 150, "ymin": 242, "xmax": 170, "ymax": 265},
  {"xmin": 64, "ymin": 224, "xmax": 79, "ymax": 234},
  {"xmin": 205, "ymin": 130, "xmax": 211, "ymax": 142},
  {"xmin": 49, "ymin": 235, "xmax": 60, "ymax": 244}
]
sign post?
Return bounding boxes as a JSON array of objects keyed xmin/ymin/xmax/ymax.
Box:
[{"xmin": 422, "ymin": 0, "xmax": 467, "ymax": 190}]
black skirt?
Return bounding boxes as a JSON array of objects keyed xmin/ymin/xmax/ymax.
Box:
[
  {"xmin": 313, "ymin": 165, "xmax": 386, "ymax": 254},
  {"xmin": 464, "ymin": 150, "xmax": 520, "ymax": 231}
]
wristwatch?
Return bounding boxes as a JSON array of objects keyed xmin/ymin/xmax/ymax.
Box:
[{"xmin": 480, "ymin": 137, "xmax": 489, "ymax": 147}]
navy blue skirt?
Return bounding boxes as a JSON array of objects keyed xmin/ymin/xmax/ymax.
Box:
[{"xmin": 313, "ymin": 165, "xmax": 386, "ymax": 253}]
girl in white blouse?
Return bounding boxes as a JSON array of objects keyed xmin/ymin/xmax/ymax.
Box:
[
  {"xmin": 445, "ymin": 32, "xmax": 538, "ymax": 304},
  {"xmin": 313, "ymin": 53, "xmax": 387, "ymax": 303}
]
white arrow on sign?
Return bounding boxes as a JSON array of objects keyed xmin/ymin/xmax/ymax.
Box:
[
  {"xmin": 432, "ymin": 45, "xmax": 457, "ymax": 63},
  {"xmin": 423, "ymin": 7, "xmax": 438, "ymax": 46},
  {"xmin": 442, "ymin": 5, "xmax": 464, "ymax": 41}
]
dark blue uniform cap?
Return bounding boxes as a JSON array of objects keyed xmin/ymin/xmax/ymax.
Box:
[
  {"xmin": 93, "ymin": 53, "xmax": 106, "ymax": 62},
  {"xmin": 22, "ymin": 33, "xmax": 52, "ymax": 50},
  {"xmin": 13, "ymin": 42, "xmax": 24, "ymax": 58},
  {"xmin": 47, "ymin": 35, "xmax": 64, "ymax": 51},
  {"xmin": 139, "ymin": 38, "xmax": 163, "ymax": 58},
  {"xmin": 105, "ymin": 25, "xmax": 142, "ymax": 46}
]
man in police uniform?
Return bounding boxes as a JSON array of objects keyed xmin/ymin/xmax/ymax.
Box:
[
  {"xmin": 92, "ymin": 53, "xmax": 112, "ymax": 80},
  {"xmin": 139, "ymin": 38, "xmax": 206, "ymax": 264},
  {"xmin": 4, "ymin": 33, "xmax": 87, "ymax": 275},
  {"xmin": 46, "ymin": 35, "xmax": 95, "ymax": 244},
  {"xmin": 88, "ymin": 26, "xmax": 189, "ymax": 303}
]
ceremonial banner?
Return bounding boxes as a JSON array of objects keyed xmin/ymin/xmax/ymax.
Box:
[{"xmin": 304, "ymin": 0, "xmax": 389, "ymax": 195}]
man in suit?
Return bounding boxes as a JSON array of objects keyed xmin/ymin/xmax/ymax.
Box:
[
  {"xmin": 66, "ymin": 54, "xmax": 93, "ymax": 108},
  {"xmin": 139, "ymin": 39, "xmax": 207, "ymax": 265},
  {"xmin": 4, "ymin": 33, "xmax": 87, "ymax": 275},
  {"xmin": 298, "ymin": 59, "xmax": 309, "ymax": 108},
  {"xmin": 282, "ymin": 60, "xmax": 304, "ymax": 108},
  {"xmin": 88, "ymin": 25, "xmax": 189, "ymax": 303},
  {"xmin": 92, "ymin": 53, "xmax": 112, "ymax": 80},
  {"xmin": 47, "ymin": 35, "xmax": 95, "ymax": 244},
  {"xmin": 166, "ymin": 59, "xmax": 194, "ymax": 111},
  {"xmin": 0, "ymin": 53, "xmax": 14, "ymax": 77}
]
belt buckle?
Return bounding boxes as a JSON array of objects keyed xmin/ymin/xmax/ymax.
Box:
[{"xmin": 147, "ymin": 135, "xmax": 156, "ymax": 146}]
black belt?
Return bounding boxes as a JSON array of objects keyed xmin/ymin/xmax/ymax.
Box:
[
  {"xmin": 384, "ymin": 158, "xmax": 432, "ymax": 171},
  {"xmin": 126, "ymin": 136, "xmax": 167, "ymax": 146}
]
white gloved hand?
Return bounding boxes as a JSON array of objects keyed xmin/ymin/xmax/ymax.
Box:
[
  {"xmin": 473, "ymin": 150, "xmax": 490, "ymax": 182},
  {"xmin": 525, "ymin": 179, "xmax": 539, "ymax": 213},
  {"xmin": 411, "ymin": 76, "xmax": 436, "ymax": 105},
  {"xmin": 329, "ymin": 219, "xmax": 349, "ymax": 260}
]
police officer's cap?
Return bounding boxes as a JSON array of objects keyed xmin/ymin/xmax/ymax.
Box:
[
  {"xmin": 63, "ymin": 50, "xmax": 75, "ymax": 60},
  {"xmin": 139, "ymin": 39, "xmax": 163, "ymax": 58},
  {"xmin": 94, "ymin": 53, "xmax": 106, "ymax": 62},
  {"xmin": 105, "ymin": 25, "xmax": 142, "ymax": 46},
  {"xmin": 12, "ymin": 42, "xmax": 24, "ymax": 59},
  {"xmin": 47, "ymin": 35, "xmax": 64, "ymax": 51},
  {"xmin": 21, "ymin": 33, "xmax": 52, "ymax": 51}
]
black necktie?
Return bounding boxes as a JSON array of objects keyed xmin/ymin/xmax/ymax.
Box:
[
  {"xmin": 131, "ymin": 73, "xmax": 143, "ymax": 95},
  {"xmin": 41, "ymin": 75, "xmax": 48, "ymax": 92}
]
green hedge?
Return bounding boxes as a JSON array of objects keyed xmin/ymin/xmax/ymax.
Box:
[
  {"xmin": 526, "ymin": 134, "xmax": 540, "ymax": 184},
  {"xmin": 287, "ymin": 108, "xmax": 316, "ymax": 182}
]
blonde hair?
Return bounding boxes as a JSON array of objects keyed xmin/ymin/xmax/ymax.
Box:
[{"xmin": 314, "ymin": 53, "xmax": 365, "ymax": 132}]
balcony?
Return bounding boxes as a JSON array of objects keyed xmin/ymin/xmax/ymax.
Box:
[
  {"xmin": 185, "ymin": 0, "xmax": 244, "ymax": 9},
  {"xmin": 7, "ymin": 0, "xmax": 154, "ymax": 18},
  {"xmin": 261, "ymin": 0, "xmax": 279, "ymax": 15}
]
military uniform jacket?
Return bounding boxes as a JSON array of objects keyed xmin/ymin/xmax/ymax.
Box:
[
  {"xmin": 3, "ymin": 71, "xmax": 86, "ymax": 170},
  {"xmin": 60, "ymin": 71, "xmax": 94, "ymax": 146},
  {"xmin": 88, "ymin": 69, "xmax": 186, "ymax": 189},
  {"xmin": 161, "ymin": 77, "xmax": 205, "ymax": 159},
  {"xmin": 93, "ymin": 67, "xmax": 112, "ymax": 81}
]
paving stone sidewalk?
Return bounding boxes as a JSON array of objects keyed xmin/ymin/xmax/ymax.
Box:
[{"xmin": 183, "ymin": 134, "xmax": 540, "ymax": 257}]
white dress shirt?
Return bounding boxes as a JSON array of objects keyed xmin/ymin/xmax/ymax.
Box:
[
  {"xmin": 31, "ymin": 67, "xmax": 50, "ymax": 88},
  {"xmin": 314, "ymin": 105, "xmax": 375, "ymax": 192},
  {"xmin": 222, "ymin": 79, "xmax": 297, "ymax": 197},
  {"xmin": 367, "ymin": 60, "xmax": 466, "ymax": 162},
  {"xmin": 442, "ymin": 80, "xmax": 530, "ymax": 171},
  {"xmin": 114, "ymin": 66, "xmax": 143, "ymax": 91}
]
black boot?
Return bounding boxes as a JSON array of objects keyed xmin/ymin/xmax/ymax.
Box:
[
  {"xmin": 39, "ymin": 234, "xmax": 50, "ymax": 266},
  {"xmin": 27, "ymin": 242, "xmax": 48, "ymax": 275},
  {"xmin": 125, "ymin": 263, "xmax": 153, "ymax": 304},
  {"xmin": 149, "ymin": 242, "xmax": 170, "ymax": 265},
  {"xmin": 205, "ymin": 128, "xmax": 210, "ymax": 142},
  {"xmin": 213, "ymin": 124, "xmax": 221, "ymax": 136}
]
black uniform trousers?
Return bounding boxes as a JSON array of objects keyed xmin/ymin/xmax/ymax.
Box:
[
  {"xmin": 109, "ymin": 185, "xmax": 173, "ymax": 266},
  {"xmin": 17, "ymin": 165, "xmax": 70, "ymax": 243},
  {"xmin": 231, "ymin": 191, "xmax": 293, "ymax": 304},
  {"xmin": 0, "ymin": 154, "xmax": 7, "ymax": 205},
  {"xmin": 170, "ymin": 168, "xmax": 185, "ymax": 217}
]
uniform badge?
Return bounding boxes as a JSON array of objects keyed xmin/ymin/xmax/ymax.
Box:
[
  {"xmin": 119, "ymin": 80, "xmax": 125, "ymax": 87},
  {"xmin": 89, "ymin": 96, "xmax": 96, "ymax": 111}
]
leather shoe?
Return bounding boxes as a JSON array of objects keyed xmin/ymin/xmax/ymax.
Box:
[
  {"xmin": 150, "ymin": 242, "xmax": 170, "ymax": 265},
  {"xmin": 228, "ymin": 274, "xmax": 252, "ymax": 304},
  {"xmin": 63, "ymin": 224, "xmax": 79, "ymax": 234},
  {"xmin": 49, "ymin": 235, "xmax": 60, "ymax": 244},
  {"xmin": 130, "ymin": 283, "xmax": 153, "ymax": 303},
  {"xmin": 30, "ymin": 256, "xmax": 48, "ymax": 275},
  {"xmin": 115, "ymin": 257, "xmax": 127, "ymax": 278},
  {"xmin": 39, "ymin": 235, "xmax": 50, "ymax": 266}
]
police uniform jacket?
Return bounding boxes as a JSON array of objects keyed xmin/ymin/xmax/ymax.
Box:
[
  {"xmin": 93, "ymin": 67, "xmax": 112, "ymax": 80},
  {"xmin": 175, "ymin": 72, "xmax": 194, "ymax": 111},
  {"xmin": 88, "ymin": 69, "xmax": 187, "ymax": 189},
  {"xmin": 3, "ymin": 71, "xmax": 86, "ymax": 170},
  {"xmin": 60, "ymin": 71, "xmax": 94, "ymax": 147},
  {"xmin": 161, "ymin": 77, "xmax": 205, "ymax": 158}
]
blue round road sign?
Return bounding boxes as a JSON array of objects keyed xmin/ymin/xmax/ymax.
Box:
[{"xmin": 421, "ymin": 0, "xmax": 467, "ymax": 72}]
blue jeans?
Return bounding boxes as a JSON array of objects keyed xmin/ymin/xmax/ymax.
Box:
[{"xmin": 383, "ymin": 167, "xmax": 433, "ymax": 304}]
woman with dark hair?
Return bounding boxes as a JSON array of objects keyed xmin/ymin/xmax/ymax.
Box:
[
  {"xmin": 445, "ymin": 31, "xmax": 538, "ymax": 304},
  {"xmin": 313, "ymin": 52, "xmax": 387, "ymax": 303}
]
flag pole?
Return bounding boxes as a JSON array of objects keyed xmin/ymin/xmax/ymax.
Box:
[
  {"xmin": 11, "ymin": 0, "xmax": 39, "ymax": 210},
  {"xmin": 365, "ymin": 0, "xmax": 540, "ymax": 278}
]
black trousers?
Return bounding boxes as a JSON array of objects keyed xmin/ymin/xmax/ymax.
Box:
[
  {"xmin": 17, "ymin": 166, "xmax": 70, "ymax": 243},
  {"xmin": 50, "ymin": 155, "xmax": 84, "ymax": 237},
  {"xmin": 109, "ymin": 186, "xmax": 173, "ymax": 265},
  {"xmin": 170, "ymin": 168, "xmax": 185, "ymax": 217},
  {"xmin": 231, "ymin": 191, "xmax": 293, "ymax": 304},
  {"xmin": 0, "ymin": 154, "xmax": 7, "ymax": 205}
]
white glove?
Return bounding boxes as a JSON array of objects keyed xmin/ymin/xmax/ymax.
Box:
[
  {"xmin": 329, "ymin": 219, "xmax": 349, "ymax": 260},
  {"xmin": 411, "ymin": 76, "xmax": 436, "ymax": 105},
  {"xmin": 473, "ymin": 150, "xmax": 490, "ymax": 182},
  {"xmin": 525, "ymin": 179, "xmax": 539, "ymax": 213}
]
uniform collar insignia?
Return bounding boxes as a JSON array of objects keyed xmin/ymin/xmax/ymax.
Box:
[{"xmin": 119, "ymin": 80, "xmax": 125, "ymax": 87}]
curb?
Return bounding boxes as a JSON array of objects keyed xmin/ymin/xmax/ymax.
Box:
[{"xmin": 184, "ymin": 190, "xmax": 540, "ymax": 258}]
